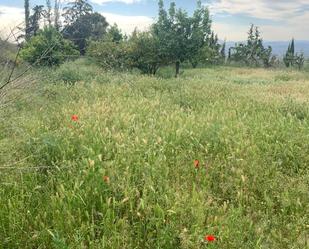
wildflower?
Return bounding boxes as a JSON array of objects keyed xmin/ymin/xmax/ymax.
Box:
[
  {"xmin": 194, "ymin": 159, "xmax": 200, "ymax": 169},
  {"xmin": 71, "ymin": 115, "xmax": 79, "ymax": 122},
  {"xmin": 103, "ymin": 175, "xmax": 110, "ymax": 184},
  {"xmin": 204, "ymin": 235, "xmax": 216, "ymax": 242}
]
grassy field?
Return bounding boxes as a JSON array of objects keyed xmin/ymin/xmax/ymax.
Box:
[{"xmin": 1, "ymin": 61, "xmax": 309, "ymax": 248}]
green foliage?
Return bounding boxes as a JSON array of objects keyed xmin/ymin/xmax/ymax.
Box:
[
  {"xmin": 87, "ymin": 30, "xmax": 171, "ymax": 75},
  {"xmin": 20, "ymin": 27, "xmax": 79, "ymax": 66},
  {"xmin": 48, "ymin": 59, "xmax": 101, "ymax": 84},
  {"xmin": 284, "ymin": 39, "xmax": 295, "ymax": 67},
  {"xmin": 152, "ymin": 0, "xmax": 220, "ymax": 77},
  {"xmin": 153, "ymin": 1, "xmax": 191, "ymax": 76},
  {"xmin": 294, "ymin": 53, "xmax": 305, "ymax": 70},
  {"xmin": 106, "ymin": 24, "xmax": 124, "ymax": 43},
  {"xmin": 86, "ymin": 0, "xmax": 221, "ymax": 75},
  {"xmin": 54, "ymin": 62, "xmax": 86, "ymax": 84},
  {"xmin": 128, "ymin": 31, "xmax": 161, "ymax": 75},
  {"xmin": 1, "ymin": 63, "xmax": 309, "ymax": 248},
  {"xmin": 29, "ymin": 5, "xmax": 46, "ymax": 37},
  {"xmin": 61, "ymin": 0, "xmax": 109, "ymax": 55},
  {"xmin": 194, "ymin": 33, "xmax": 223, "ymax": 66},
  {"xmin": 87, "ymin": 40, "xmax": 130, "ymax": 70},
  {"xmin": 284, "ymin": 39, "xmax": 305, "ymax": 69},
  {"xmin": 229, "ymin": 24, "xmax": 275, "ymax": 68},
  {"xmin": 63, "ymin": 12, "xmax": 108, "ymax": 55},
  {"xmin": 62, "ymin": 0, "xmax": 93, "ymax": 25},
  {"xmin": 188, "ymin": 0, "xmax": 212, "ymax": 68}
]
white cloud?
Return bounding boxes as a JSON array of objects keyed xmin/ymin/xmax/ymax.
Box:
[
  {"xmin": 0, "ymin": 5, "xmax": 24, "ymax": 39},
  {"xmin": 101, "ymin": 12, "xmax": 153, "ymax": 34},
  {"xmin": 208, "ymin": 0, "xmax": 309, "ymax": 41},
  {"xmin": 208, "ymin": 0, "xmax": 309, "ymax": 20}
]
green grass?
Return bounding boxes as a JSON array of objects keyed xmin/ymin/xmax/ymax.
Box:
[{"xmin": 1, "ymin": 60, "xmax": 309, "ymax": 248}]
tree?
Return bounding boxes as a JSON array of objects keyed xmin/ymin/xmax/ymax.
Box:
[
  {"xmin": 153, "ymin": 1, "xmax": 193, "ymax": 77},
  {"xmin": 151, "ymin": 0, "xmax": 171, "ymax": 70},
  {"xmin": 229, "ymin": 24, "xmax": 274, "ymax": 67},
  {"xmin": 284, "ymin": 39, "xmax": 305, "ymax": 70},
  {"xmin": 46, "ymin": 0, "xmax": 52, "ymax": 27},
  {"xmin": 152, "ymin": 0, "xmax": 218, "ymax": 76},
  {"xmin": 106, "ymin": 24, "xmax": 123, "ymax": 43},
  {"xmin": 62, "ymin": 0, "xmax": 93, "ymax": 25},
  {"xmin": 20, "ymin": 27, "xmax": 79, "ymax": 66},
  {"xmin": 62, "ymin": 1, "xmax": 108, "ymax": 55},
  {"xmin": 284, "ymin": 38, "xmax": 296, "ymax": 67},
  {"xmin": 24, "ymin": 0, "xmax": 30, "ymax": 41},
  {"xmin": 54, "ymin": 0, "xmax": 61, "ymax": 31},
  {"xmin": 294, "ymin": 52, "xmax": 305, "ymax": 70},
  {"xmin": 188, "ymin": 0, "xmax": 212, "ymax": 68},
  {"xmin": 128, "ymin": 31, "xmax": 161, "ymax": 75},
  {"xmin": 87, "ymin": 40, "xmax": 129, "ymax": 70},
  {"xmin": 29, "ymin": 5, "xmax": 46, "ymax": 37},
  {"xmin": 290, "ymin": 38, "xmax": 295, "ymax": 55},
  {"xmin": 63, "ymin": 12, "xmax": 108, "ymax": 55}
]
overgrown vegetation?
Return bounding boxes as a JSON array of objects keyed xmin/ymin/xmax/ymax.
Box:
[
  {"xmin": 1, "ymin": 0, "xmax": 309, "ymax": 248},
  {"xmin": 20, "ymin": 27, "xmax": 79, "ymax": 66},
  {"xmin": 1, "ymin": 60, "xmax": 309, "ymax": 248}
]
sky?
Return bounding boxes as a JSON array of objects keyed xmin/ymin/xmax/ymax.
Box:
[{"xmin": 0, "ymin": 0, "xmax": 309, "ymax": 41}]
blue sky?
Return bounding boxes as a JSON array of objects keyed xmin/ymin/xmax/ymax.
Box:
[{"xmin": 1, "ymin": 0, "xmax": 309, "ymax": 41}]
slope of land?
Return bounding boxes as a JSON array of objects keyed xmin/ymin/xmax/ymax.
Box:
[{"xmin": 1, "ymin": 61, "xmax": 309, "ymax": 248}]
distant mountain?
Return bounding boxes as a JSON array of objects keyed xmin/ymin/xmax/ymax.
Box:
[{"xmin": 225, "ymin": 40, "xmax": 309, "ymax": 58}]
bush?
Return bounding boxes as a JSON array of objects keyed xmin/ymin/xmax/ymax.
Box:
[
  {"xmin": 128, "ymin": 32, "xmax": 162, "ymax": 75},
  {"xmin": 20, "ymin": 27, "xmax": 79, "ymax": 67},
  {"xmin": 56, "ymin": 63, "xmax": 84, "ymax": 84},
  {"xmin": 87, "ymin": 40, "xmax": 130, "ymax": 70}
]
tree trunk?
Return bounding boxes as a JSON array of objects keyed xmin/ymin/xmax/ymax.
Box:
[
  {"xmin": 175, "ymin": 61, "xmax": 180, "ymax": 78},
  {"xmin": 24, "ymin": 0, "xmax": 30, "ymax": 41}
]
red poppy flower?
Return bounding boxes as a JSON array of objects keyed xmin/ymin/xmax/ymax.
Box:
[
  {"xmin": 194, "ymin": 159, "xmax": 200, "ymax": 169},
  {"xmin": 204, "ymin": 235, "xmax": 216, "ymax": 242},
  {"xmin": 71, "ymin": 115, "xmax": 79, "ymax": 122},
  {"xmin": 103, "ymin": 176, "xmax": 110, "ymax": 183}
]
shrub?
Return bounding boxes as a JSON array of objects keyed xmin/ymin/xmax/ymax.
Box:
[
  {"xmin": 87, "ymin": 40, "xmax": 130, "ymax": 70},
  {"xmin": 54, "ymin": 60, "xmax": 100, "ymax": 84},
  {"xmin": 128, "ymin": 32, "xmax": 162, "ymax": 75},
  {"xmin": 20, "ymin": 27, "xmax": 79, "ymax": 67}
]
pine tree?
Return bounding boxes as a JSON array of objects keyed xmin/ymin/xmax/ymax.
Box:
[
  {"xmin": 290, "ymin": 38, "xmax": 295, "ymax": 56},
  {"xmin": 284, "ymin": 38, "xmax": 295, "ymax": 67}
]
